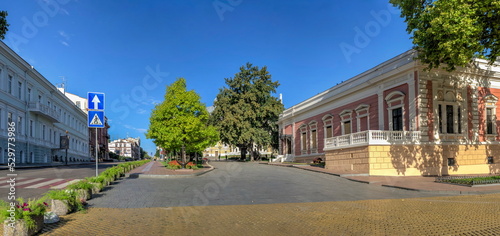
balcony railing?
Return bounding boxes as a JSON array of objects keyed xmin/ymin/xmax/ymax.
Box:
[
  {"xmin": 28, "ymin": 102, "xmax": 60, "ymax": 123},
  {"xmin": 324, "ymin": 130, "xmax": 421, "ymax": 149}
]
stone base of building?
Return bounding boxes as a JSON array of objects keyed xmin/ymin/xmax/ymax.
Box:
[{"xmin": 325, "ymin": 144, "xmax": 500, "ymax": 176}]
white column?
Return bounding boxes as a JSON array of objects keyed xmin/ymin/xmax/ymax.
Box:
[
  {"xmin": 408, "ymin": 73, "xmax": 416, "ymax": 131},
  {"xmin": 378, "ymin": 85, "xmax": 384, "ymax": 130}
]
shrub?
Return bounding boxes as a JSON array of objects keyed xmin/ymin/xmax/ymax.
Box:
[
  {"xmin": 166, "ymin": 160, "xmax": 182, "ymax": 169},
  {"xmin": 313, "ymin": 157, "xmax": 323, "ymax": 164},
  {"xmin": 66, "ymin": 180, "xmax": 94, "ymax": 191},
  {"xmin": 185, "ymin": 162, "xmax": 199, "ymax": 170}
]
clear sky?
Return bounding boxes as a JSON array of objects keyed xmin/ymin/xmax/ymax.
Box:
[{"xmin": 2, "ymin": 0, "xmax": 413, "ymax": 155}]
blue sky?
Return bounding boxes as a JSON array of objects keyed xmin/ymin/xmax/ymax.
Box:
[{"xmin": 2, "ymin": 0, "xmax": 413, "ymax": 155}]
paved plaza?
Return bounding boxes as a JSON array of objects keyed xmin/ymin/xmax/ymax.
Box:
[{"xmin": 9, "ymin": 161, "xmax": 500, "ymax": 235}]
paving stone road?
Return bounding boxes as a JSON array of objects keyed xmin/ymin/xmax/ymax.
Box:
[
  {"xmin": 30, "ymin": 162, "xmax": 500, "ymax": 235},
  {"xmin": 88, "ymin": 162, "xmax": 455, "ymax": 209}
]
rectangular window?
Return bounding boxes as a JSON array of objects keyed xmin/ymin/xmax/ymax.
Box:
[
  {"xmin": 311, "ymin": 130, "xmax": 317, "ymax": 149},
  {"xmin": 344, "ymin": 121, "xmax": 351, "ymax": 134},
  {"xmin": 42, "ymin": 125, "xmax": 46, "ymax": 140},
  {"xmin": 487, "ymin": 156, "xmax": 494, "ymax": 164},
  {"xmin": 446, "ymin": 105, "xmax": 454, "ymax": 133},
  {"xmin": 326, "ymin": 125, "xmax": 332, "ymax": 138},
  {"xmin": 487, "ymin": 108, "xmax": 494, "ymax": 134},
  {"xmin": 447, "ymin": 158, "xmax": 456, "ymax": 166},
  {"xmin": 30, "ymin": 120, "xmax": 33, "ymax": 137},
  {"xmin": 7, "ymin": 112, "xmax": 12, "ymax": 123},
  {"xmin": 301, "ymin": 132, "xmax": 307, "ymax": 150},
  {"xmin": 17, "ymin": 116, "xmax": 22, "ymax": 135},
  {"xmin": 438, "ymin": 105, "xmax": 443, "ymax": 133},
  {"xmin": 27, "ymin": 88, "xmax": 31, "ymax": 102},
  {"xmin": 8, "ymin": 75, "xmax": 12, "ymax": 94},
  {"xmin": 18, "ymin": 82, "xmax": 22, "ymax": 99},
  {"xmin": 458, "ymin": 106, "xmax": 462, "ymax": 134},
  {"xmin": 392, "ymin": 108, "xmax": 403, "ymax": 131}
]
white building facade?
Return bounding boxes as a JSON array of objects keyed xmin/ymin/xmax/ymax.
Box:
[
  {"xmin": 0, "ymin": 41, "xmax": 89, "ymax": 164},
  {"xmin": 108, "ymin": 138, "xmax": 141, "ymax": 160}
]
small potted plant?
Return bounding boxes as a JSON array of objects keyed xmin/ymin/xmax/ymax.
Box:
[
  {"xmin": 87, "ymin": 176, "xmax": 106, "ymax": 193},
  {"xmin": 1, "ymin": 198, "xmax": 48, "ymax": 236},
  {"xmin": 66, "ymin": 180, "xmax": 94, "ymax": 201},
  {"xmin": 43, "ymin": 190, "xmax": 84, "ymax": 216}
]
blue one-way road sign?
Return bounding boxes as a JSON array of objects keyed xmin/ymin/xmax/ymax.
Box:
[
  {"xmin": 88, "ymin": 110, "xmax": 105, "ymax": 128},
  {"xmin": 88, "ymin": 92, "xmax": 105, "ymax": 110}
]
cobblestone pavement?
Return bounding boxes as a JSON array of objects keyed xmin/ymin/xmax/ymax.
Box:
[{"xmin": 39, "ymin": 193, "xmax": 500, "ymax": 235}]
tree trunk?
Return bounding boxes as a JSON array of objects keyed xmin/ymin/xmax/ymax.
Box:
[
  {"xmin": 181, "ymin": 145, "xmax": 186, "ymax": 167},
  {"xmin": 240, "ymin": 146, "xmax": 247, "ymax": 161},
  {"xmin": 250, "ymin": 148, "xmax": 255, "ymax": 162}
]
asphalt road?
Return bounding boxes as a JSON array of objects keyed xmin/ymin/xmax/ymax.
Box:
[
  {"xmin": 88, "ymin": 162, "xmax": 456, "ymax": 208},
  {"xmin": 0, "ymin": 163, "xmax": 117, "ymax": 201}
]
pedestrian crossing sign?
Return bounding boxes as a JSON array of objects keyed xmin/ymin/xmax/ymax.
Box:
[{"xmin": 88, "ymin": 110, "xmax": 105, "ymax": 128}]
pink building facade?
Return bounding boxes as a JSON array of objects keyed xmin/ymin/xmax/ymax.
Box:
[{"xmin": 278, "ymin": 50, "xmax": 500, "ymax": 176}]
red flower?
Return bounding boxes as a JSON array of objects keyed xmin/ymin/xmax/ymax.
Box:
[
  {"xmin": 43, "ymin": 202, "xmax": 49, "ymax": 206},
  {"xmin": 23, "ymin": 208, "xmax": 31, "ymax": 212}
]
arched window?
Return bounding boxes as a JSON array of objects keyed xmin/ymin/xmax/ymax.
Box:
[
  {"xmin": 308, "ymin": 121, "xmax": 318, "ymax": 153},
  {"xmin": 385, "ymin": 91, "xmax": 405, "ymax": 131},
  {"xmin": 339, "ymin": 110, "xmax": 352, "ymax": 135},
  {"xmin": 484, "ymin": 94, "xmax": 498, "ymax": 136},
  {"xmin": 355, "ymin": 104, "xmax": 370, "ymax": 132},
  {"xmin": 322, "ymin": 114, "xmax": 334, "ymax": 138},
  {"xmin": 299, "ymin": 124, "xmax": 308, "ymax": 154}
]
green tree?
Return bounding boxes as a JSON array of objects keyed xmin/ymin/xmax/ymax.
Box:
[
  {"xmin": 146, "ymin": 78, "xmax": 219, "ymax": 165},
  {"xmin": 211, "ymin": 63, "xmax": 284, "ymax": 161},
  {"xmin": 391, "ymin": 0, "xmax": 500, "ymax": 71},
  {"xmin": 0, "ymin": 11, "xmax": 8, "ymax": 40}
]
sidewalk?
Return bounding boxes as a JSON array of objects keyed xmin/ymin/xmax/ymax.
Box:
[
  {"xmin": 126, "ymin": 160, "xmax": 214, "ymax": 178},
  {"xmin": 268, "ymin": 163, "xmax": 500, "ymax": 194}
]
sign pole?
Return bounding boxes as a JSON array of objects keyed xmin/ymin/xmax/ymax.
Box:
[{"xmin": 95, "ymin": 128, "xmax": 98, "ymax": 177}]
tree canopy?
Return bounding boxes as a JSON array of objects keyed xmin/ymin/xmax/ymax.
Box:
[
  {"xmin": 0, "ymin": 11, "xmax": 8, "ymax": 40},
  {"xmin": 146, "ymin": 78, "xmax": 218, "ymax": 164},
  {"xmin": 391, "ymin": 0, "xmax": 500, "ymax": 71},
  {"xmin": 211, "ymin": 63, "xmax": 284, "ymax": 161}
]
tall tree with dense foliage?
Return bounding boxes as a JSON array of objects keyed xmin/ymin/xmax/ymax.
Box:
[
  {"xmin": 391, "ymin": 0, "xmax": 500, "ymax": 71},
  {"xmin": 0, "ymin": 11, "xmax": 8, "ymax": 40},
  {"xmin": 146, "ymin": 78, "xmax": 219, "ymax": 165},
  {"xmin": 211, "ymin": 63, "xmax": 284, "ymax": 161}
]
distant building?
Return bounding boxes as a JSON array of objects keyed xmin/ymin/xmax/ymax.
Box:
[
  {"xmin": 0, "ymin": 41, "xmax": 89, "ymax": 163},
  {"xmin": 203, "ymin": 141, "xmax": 274, "ymax": 158},
  {"xmin": 108, "ymin": 137, "xmax": 141, "ymax": 160},
  {"xmin": 58, "ymin": 87, "xmax": 111, "ymax": 160}
]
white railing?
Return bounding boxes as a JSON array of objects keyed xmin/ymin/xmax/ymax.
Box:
[{"xmin": 325, "ymin": 130, "xmax": 421, "ymax": 149}]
